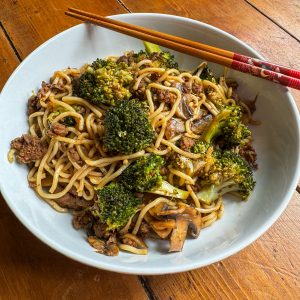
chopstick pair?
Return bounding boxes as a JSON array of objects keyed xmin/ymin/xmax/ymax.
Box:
[{"xmin": 65, "ymin": 8, "xmax": 300, "ymax": 90}]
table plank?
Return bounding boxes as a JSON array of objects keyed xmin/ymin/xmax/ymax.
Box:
[
  {"xmin": 0, "ymin": 28, "xmax": 20, "ymax": 90},
  {"xmin": 0, "ymin": 0, "xmax": 126, "ymax": 59},
  {"xmin": 0, "ymin": 3, "xmax": 148, "ymax": 300},
  {"xmin": 1, "ymin": 1, "xmax": 300, "ymax": 299},
  {"xmin": 121, "ymin": 0, "xmax": 300, "ymax": 298},
  {"xmin": 247, "ymin": 0, "xmax": 300, "ymax": 41},
  {"xmin": 121, "ymin": 0, "xmax": 300, "ymax": 112},
  {"xmin": 141, "ymin": 192, "xmax": 300, "ymax": 299},
  {"xmin": 0, "ymin": 194, "xmax": 148, "ymax": 300}
]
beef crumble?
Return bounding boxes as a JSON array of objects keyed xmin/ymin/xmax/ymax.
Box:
[{"xmin": 10, "ymin": 134, "xmax": 47, "ymax": 164}]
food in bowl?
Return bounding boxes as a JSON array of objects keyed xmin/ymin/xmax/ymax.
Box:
[{"xmin": 8, "ymin": 41, "xmax": 257, "ymax": 256}]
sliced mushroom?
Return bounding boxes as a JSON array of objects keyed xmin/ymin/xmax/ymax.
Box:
[
  {"xmin": 150, "ymin": 219, "xmax": 176, "ymax": 231},
  {"xmin": 183, "ymin": 206, "xmax": 202, "ymax": 238},
  {"xmin": 156, "ymin": 203, "xmax": 186, "ymax": 218},
  {"xmin": 169, "ymin": 215, "xmax": 189, "ymax": 252},
  {"xmin": 165, "ymin": 118, "xmax": 185, "ymax": 140},
  {"xmin": 144, "ymin": 213, "xmax": 173, "ymax": 239},
  {"xmin": 153, "ymin": 228, "xmax": 173, "ymax": 239},
  {"xmin": 191, "ymin": 114, "xmax": 213, "ymax": 134},
  {"xmin": 175, "ymin": 95, "xmax": 194, "ymax": 119}
]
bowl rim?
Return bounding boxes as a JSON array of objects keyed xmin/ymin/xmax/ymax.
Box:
[{"xmin": 1, "ymin": 12, "xmax": 300, "ymax": 275}]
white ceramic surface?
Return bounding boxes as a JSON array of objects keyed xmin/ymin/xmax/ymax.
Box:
[{"xmin": 0, "ymin": 14, "xmax": 299, "ymax": 275}]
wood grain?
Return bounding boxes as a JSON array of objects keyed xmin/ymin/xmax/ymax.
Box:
[
  {"xmin": 247, "ymin": 0, "xmax": 300, "ymax": 41},
  {"xmin": 141, "ymin": 192, "xmax": 300, "ymax": 299},
  {"xmin": 0, "ymin": 0, "xmax": 126, "ymax": 59},
  {"xmin": 121, "ymin": 0, "xmax": 300, "ymax": 298},
  {"xmin": 122, "ymin": 0, "xmax": 300, "ymax": 112},
  {"xmin": 0, "ymin": 3, "xmax": 148, "ymax": 300},
  {"xmin": 0, "ymin": 194, "xmax": 148, "ymax": 300},
  {"xmin": 1, "ymin": 0, "xmax": 300, "ymax": 299},
  {"xmin": 0, "ymin": 28, "xmax": 19, "ymax": 90}
]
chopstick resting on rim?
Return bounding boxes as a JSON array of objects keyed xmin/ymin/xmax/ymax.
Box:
[{"xmin": 65, "ymin": 8, "xmax": 300, "ymax": 90}]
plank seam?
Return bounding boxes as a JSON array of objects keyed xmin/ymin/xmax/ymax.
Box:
[
  {"xmin": 116, "ymin": 0, "xmax": 131, "ymax": 13},
  {"xmin": 138, "ymin": 276, "xmax": 159, "ymax": 300},
  {"xmin": 244, "ymin": 0, "xmax": 300, "ymax": 43},
  {"xmin": 0, "ymin": 22, "xmax": 22, "ymax": 62}
]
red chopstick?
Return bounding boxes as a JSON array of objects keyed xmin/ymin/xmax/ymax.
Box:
[{"xmin": 66, "ymin": 8, "xmax": 300, "ymax": 90}]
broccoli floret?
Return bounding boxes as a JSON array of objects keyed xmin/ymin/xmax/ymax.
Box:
[
  {"xmin": 191, "ymin": 140, "xmax": 211, "ymax": 157},
  {"xmin": 150, "ymin": 180, "xmax": 190, "ymax": 200},
  {"xmin": 143, "ymin": 41, "xmax": 178, "ymax": 69},
  {"xmin": 119, "ymin": 154, "xmax": 189, "ymax": 199},
  {"xmin": 199, "ymin": 66, "xmax": 216, "ymax": 83},
  {"xmin": 119, "ymin": 154, "xmax": 164, "ymax": 192},
  {"xmin": 73, "ymin": 59, "xmax": 133, "ymax": 106},
  {"xmin": 62, "ymin": 116, "xmax": 76, "ymax": 127},
  {"xmin": 94, "ymin": 183, "xmax": 142, "ymax": 231},
  {"xmin": 132, "ymin": 50, "xmax": 149, "ymax": 63},
  {"xmin": 202, "ymin": 108, "xmax": 232, "ymax": 143},
  {"xmin": 202, "ymin": 105, "xmax": 251, "ymax": 147},
  {"xmin": 48, "ymin": 107, "xmax": 76, "ymax": 127},
  {"xmin": 196, "ymin": 151, "xmax": 255, "ymax": 204},
  {"xmin": 103, "ymin": 100, "xmax": 155, "ymax": 154}
]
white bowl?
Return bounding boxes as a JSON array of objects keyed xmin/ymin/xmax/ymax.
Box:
[{"xmin": 1, "ymin": 13, "xmax": 300, "ymax": 275}]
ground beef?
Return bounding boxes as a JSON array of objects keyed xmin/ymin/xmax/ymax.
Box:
[
  {"xmin": 37, "ymin": 81, "xmax": 66, "ymax": 101},
  {"xmin": 182, "ymin": 82, "xmax": 191, "ymax": 94},
  {"xmin": 165, "ymin": 118, "xmax": 185, "ymax": 140},
  {"xmin": 72, "ymin": 210, "xmax": 93, "ymax": 230},
  {"xmin": 150, "ymin": 73, "xmax": 160, "ymax": 81},
  {"xmin": 55, "ymin": 191, "xmax": 92, "ymax": 211},
  {"xmin": 132, "ymin": 79, "xmax": 146, "ymax": 100},
  {"xmin": 192, "ymin": 82, "xmax": 203, "ymax": 95},
  {"xmin": 48, "ymin": 123, "xmax": 68, "ymax": 137},
  {"xmin": 68, "ymin": 147, "xmax": 82, "ymax": 164},
  {"xmin": 239, "ymin": 143, "xmax": 258, "ymax": 169},
  {"xmin": 152, "ymin": 88, "xmax": 176, "ymax": 104},
  {"xmin": 87, "ymin": 236, "xmax": 119, "ymax": 256},
  {"xmin": 93, "ymin": 222, "xmax": 110, "ymax": 239},
  {"xmin": 107, "ymin": 234, "xmax": 117, "ymax": 245},
  {"xmin": 138, "ymin": 221, "xmax": 151, "ymax": 238},
  {"xmin": 160, "ymin": 166, "xmax": 169, "ymax": 176},
  {"xmin": 116, "ymin": 54, "xmax": 133, "ymax": 65},
  {"xmin": 37, "ymin": 81, "xmax": 51, "ymax": 100},
  {"xmin": 10, "ymin": 134, "xmax": 47, "ymax": 164},
  {"xmin": 179, "ymin": 136, "xmax": 195, "ymax": 151},
  {"xmin": 27, "ymin": 95, "xmax": 40, "ymax": 115}
]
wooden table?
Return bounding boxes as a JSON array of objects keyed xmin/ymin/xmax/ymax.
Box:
[{"xmin": 0, "ymin": 1, "xmax": 299, "ymax": 299}]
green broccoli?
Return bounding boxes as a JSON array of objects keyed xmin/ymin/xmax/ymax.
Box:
[
  {"xmin": 143, "ymin": 41, "xmax": 178, "ymax": 69},
  {"xmin": 73, "ymin": 59, "xmax": 133, "ymax": 106},
  {"xmin": 199, "ymin": 66, "xmax": 217, "ymax": 83},
  {"xmin": 201, "ymin": 105, "xmax": 251, "ymax": 147},
  {"xmin": 196, "ymin": 151, "xmax": 255, "ymax": 204},
  {"xmin": 103, "ymin": 99, "xmax": 155, "ymax": 154},
  {"xmin": 48, "ymin": 107, "xmax": 76, "ymax": 127},
  {"xmin": 132, "ymin": 50, "xmax": 149, "ymax": 63},
  {"xmin": 62, "ymin": 116, "xmax": 76, "ymax": 127},
  {"xmin": 119, "ymin": 154, "xmax": 164, "ymax": 192},
  {"xmin": 119, "ymin": 154, "xmax": 189, "ymax": 200},
  {"xmin": 150, "ymin": 180, "xmax": 190, "ymax": 200},
  {"xmin": 94, "ymin": 182, "xmax": 142, "ymax": 231},
  {"xmin": 191, "ymin": 140, "xmax": 211, "ymax": 157},
  {"xmin": 193, "ymin": 65, "xmax": 216, "ymax": 83}
]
